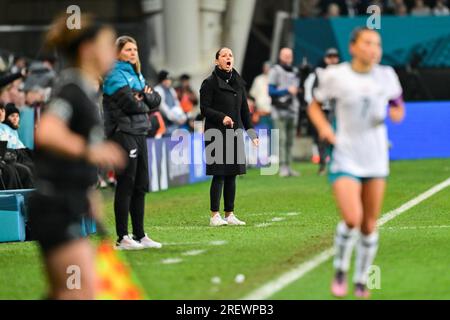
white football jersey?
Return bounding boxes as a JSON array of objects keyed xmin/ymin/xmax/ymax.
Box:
[{"xmin": 313, "ymin": 62, "xmax": 403, "ymax": 177}]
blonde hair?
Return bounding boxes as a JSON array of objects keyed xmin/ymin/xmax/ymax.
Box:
[{"xmin": 116, "ymin": 35, "xmax": 141, "ymax": 74}]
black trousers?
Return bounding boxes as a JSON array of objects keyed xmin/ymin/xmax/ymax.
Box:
[
  {"xmin": 210, "ymin": 175, "xmax": 237, "ymax": 212},
  {"xmin": 112, "ymin": 132, "xmax": 149, "ymax": 241}
]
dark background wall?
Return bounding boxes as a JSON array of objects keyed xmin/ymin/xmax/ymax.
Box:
[{"xmin": 0, "ymin": 0, "xmax": 154, "ymax": 75}]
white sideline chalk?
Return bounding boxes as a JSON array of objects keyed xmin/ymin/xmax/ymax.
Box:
[
  {"xmin": 163, "ymin": 240, "xmax": 228, "ymax": 247},
  {"xmin": 255, "ymin": 222, "xmax": 273, "ymax": 228},
  {"xmin": 286, "ymin": 212, "xmax": 301, "ymax": 216},
  {"xmin": 182, "ymin": 249, "xmax": 207, "ymax": 256},
  {"xmin": 242, "ymin": 177, "xmax": 450, "ymax": 300},
  {"xmin": 161, "ymin": 258, "xmax": 183, "ymax": 265},
  {"xmin": 382, "ymin": 225, "xmax": 450, "ymax": 231}
]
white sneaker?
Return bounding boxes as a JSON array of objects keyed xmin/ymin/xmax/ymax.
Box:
[
  {"xmin": 289, "ymin": 168, "xmax": 300, "ymax": 177},
  {"xmin": 139, "ymin": 234, "xmax": 162, "ymax": 249},
  {"xmin": 226, "ymin": 214, "xmax": 246, "ymax": 226},
  {"xmin": 210, "ymin": 213, "xmax": 228, "ymax": 227},
  {"xmin": 115, "ymin": 235, "xmax": 144, "ymax": 251},
  {"xmin": 279, "ymin": 166, "xmax": 290, "ymax": 177}
]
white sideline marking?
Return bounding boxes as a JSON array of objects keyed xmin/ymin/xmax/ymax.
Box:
[
  {"xmin": 286, "ymin": 212, "xmax": 301, "ymax": 216},
  {"xmin": 152, "ymin": 226, "xmax": 207, "ymax": 231},
  {"xmin": 162, "ymin": 240, "xmax": 228, "ymax": 247},
  {"xmin": 182, "ymin": 249, "xmax": 207, "ymax": 257},
  {"xmin": 210, "ymin": 240, "xmax": 227, "ymax": 246},
  {"xmin": 247, "ymin": 212, "xmax": 301, "ymax": 217},
  {"xmin": 381, "ymin": 225, "xmax": 450, "ymax": 231},
  {"xmin": 255, "ymin": 222, "xmax": 273, "ymax": 228},
  {"xmin": 242, "ymin": 177, "xmax": 450, "ymax": 300},
  {"xmin": 247, "ymin": 212, "xmax": 279, "ymax": 217},
  {"xmin": 271, "ymin": 217, "xmax": 286, "ymax": 222},
  {"xmin": 151, "ymin": 212, "xmax": 300, "ymax": 231},
  {"xmin": 161, "ymin": 258, "xmax": 183, "ymax": 265}
]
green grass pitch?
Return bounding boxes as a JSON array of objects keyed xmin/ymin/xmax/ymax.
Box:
[{"xmin": 0, "ymin": 159, "xmax": 449, "ymax": 299}]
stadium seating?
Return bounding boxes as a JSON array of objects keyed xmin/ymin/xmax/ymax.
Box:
[
  {"xmin": 0, "ymin": 189, "xmax": 97, "ymax": 243},
  {"xmin": 0, "ymin": 194, "xmax": 26, "ymax": 242}
]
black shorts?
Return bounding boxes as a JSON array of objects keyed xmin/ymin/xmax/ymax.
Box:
[{"xmin": 28, "ymin": 190, "xmax": 90, "ymax": 254}]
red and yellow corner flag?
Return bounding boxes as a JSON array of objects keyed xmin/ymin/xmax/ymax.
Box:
[{"xmin": 95, "ymin": 241, "xmax": 147, "ymax": 300}]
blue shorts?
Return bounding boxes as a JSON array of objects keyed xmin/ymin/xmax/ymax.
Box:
[{"xmin": 328, "ymin": 172, "xmax": 386, "ymax": 184}]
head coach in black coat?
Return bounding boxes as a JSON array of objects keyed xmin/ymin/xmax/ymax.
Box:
[{"xmin": 200, "ymin": 47, "xmax": 259, "ymax": 227}]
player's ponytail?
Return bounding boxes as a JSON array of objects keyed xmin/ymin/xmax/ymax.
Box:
[{"xmin": 45, "ymin": 13, "xmax": 109, "ymax": 66}]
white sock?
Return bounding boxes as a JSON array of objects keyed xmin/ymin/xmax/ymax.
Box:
[
  {"xmin": 333, "ymin": 221, "xmax": 358, "ymax": 273},
  {"xmin": 353, "ymin": 231, "xmax": 379, "ymax": 285}
]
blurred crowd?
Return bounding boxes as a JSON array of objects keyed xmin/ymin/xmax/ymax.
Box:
[
  {"xmin": 0, "ymin": 49, "xmax": 210, "ymax": 190},
  {"xmin": 302, "ymin": 0, "xmax": 449, "ymax": 17},
  {"xmin": 0, "ymin": 40, "xmax": 362, "ymax": 186},
  {"xmin": 0, "ymin": 53, "xmax": 55, "ymax": 190}
]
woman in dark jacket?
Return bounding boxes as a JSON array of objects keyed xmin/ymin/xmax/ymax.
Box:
[
  {"xmin": 200, "ymin": 47, "xmax": 259, "ymax": 227},
  {"xmin": 103, "ymin": 35, "xmax": 162, "ymax": 250}
]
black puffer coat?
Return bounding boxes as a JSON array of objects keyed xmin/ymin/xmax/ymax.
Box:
[{"xmin": 103, "ymin": 86, "xmax": 161, "ymax": 137}]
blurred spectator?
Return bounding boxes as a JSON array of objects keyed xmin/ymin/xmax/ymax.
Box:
[
  {"xmin": 250, "ymin": 61, "xmax": 272, "ymax": 129},
  {"xmin": 327, "ymin": 3, "xmax": 342, "ymax": 16},
  {"xmin": 433, "ymin": 0, "xmax": 450, "ymax": 15},
  {"xmin": 147, "ymin": 111, "xmax": 166, "ymax": 138},
  {"xmin": 175, "ymin": 73, "xmax": 200, "ymax": 132},
  {"xmin": 314, "ymin": 0, "xmax": 441, "ymax": 16},
  {"xmin": 0, "ymin": 76, "xmax": 38, "ymax": 149},
  {"xmin": 346, "ymin": 0, "xmax": 361, "ymax": 16},
  {"xmin": 246, "ymin": 95, "xmax": 259, "ymax": 125},
  {"xmin": 175, "ymin": 73, "xmax": 198, "ymax": 114},
  {"xmin": 411, "ymin": 0, "xmax": 431, "ymax": 15},
  {"xmin": 25, "ymin": 86, "xmax": 45, "ymax": 107},
  {"xmin": 0, "ymin": 68, "xmax": 26, "ymax": 89},
  {"xmin": 24, "ymin": 85, "xmax": 45, "ymax": 141},
  {"xmin": 4, "ymin": 103, "xmax": 21, "ymax": 130},
  {"xmin": 320, "ymin": 0, "xmax": 348, "ymax": 15},
  {"xmin": 300, "ymin": 0, "xmax": 322, "ymax": 17},
  {"xmin": 304, "ymin": 48, "xmax": 340, "ymax": 175},
  {"xmin": 0, "ymin": 103, "xmax": 34, "ymax": 188},
  {"xmin": 4, "ymin": 103, "xmax": 35, "ymax": 170},
  {"xmin": 392, "ymin": 0, "xmax": 409, "ymax": 15},
  {"xmin": 397, "ymin": 3, "xmax": 409, "ymax": 14},
  {"xmin": 1, "ymin": 78, "xmax": 26, "ymax": 107},
  {"xmin": 369, "ymin": 0, "xmax": 385, "ymax": 13},
  {"xmin": 10, "ymin": 55, "xmax": 27, "ymax": 74},
  {"xmin": 268, "ymin": 48, "xmax": 300, "ymax": 177},
  {"xmin": 154, "ymin": 70, "xmax": 187, "ymax": 136},
  {"xmin": 0, "ymin": 105, "xmax": 27, "ymax": 189},
  {"xmin": 23, "ymin": 53, "xmax": 56, "ymax": 102},
  {"xmin": 0, "ymin": 104, "xmax": 25, "ymax": 149}
]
